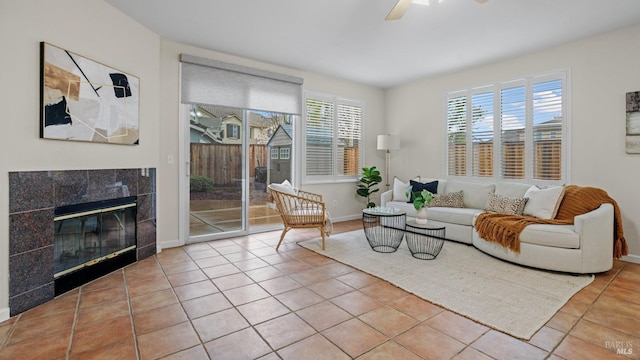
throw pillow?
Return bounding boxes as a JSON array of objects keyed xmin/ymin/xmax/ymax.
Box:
[
  {"xmin": 407, "ymin": 180, "xmax": 439, "ymax": 203},
  {"xmin": 523, "ymin": 185, "xmax": 565, "ymax": 219},
  {"xmin": 392, "ymin": 177, "xmax": 418, "ymax": 202},
  {"xmin": 269, "ymin": 179, "xmax": 296, "ymax": 195},
  {"xmin": 429, "ymin": 190, "xmax": 464, "ymax": 208},
  {"xmin": 484, "ymin": 193, "xmax": 529, "ymax": 215}
]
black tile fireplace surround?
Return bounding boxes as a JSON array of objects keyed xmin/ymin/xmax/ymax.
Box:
[{"xmin": 8, "ymin": 168, "xmax": 156, "ymax": 316}]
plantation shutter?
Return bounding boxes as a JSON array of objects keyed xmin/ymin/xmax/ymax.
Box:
[
  {"xmin": 305, "ymin": 98, "xmax": 334, "ymax": 177},
  {"xmin": 180, "ymin": 54, "xmax": 303, "ymax": 115},
  {"xmin": 447, "ymin": 95, "xmax": 467, "ymax": 176},
  {"xmin": 500, "ymin": 85, "xmax": 526, "ymax": 179},
  {"xmin": 337, "ymin": 102, "xmax": 362, "ymax": 176},
  {"xmin": 532, "ymin": 79, "xmax": 563, "ymax": 180},
  {"xmin": 471, "ymin": 91, "xmax": 494, "ymax": 177}
]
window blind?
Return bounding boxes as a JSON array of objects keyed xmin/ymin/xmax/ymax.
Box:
[
  {"xmin": 337, "ymin": 103, "xmax": 362, "ymax": 176},
  {"xmin": 471, "ymin": 91, "xmax": 494, "ymax": 177},
  {"xmin": 180, "ymin": 54, "xmax": 304, "ymax": 115},
  {"xmin": 304, "ymin": 94, "xmax": 363, "ymax": 181},
  {"xmin": 447, "ymin": 95, "xmax": 467, "ymax": 177},
  {"xmin": 532, "ymin": 79, "xmax": 563, "ymax": 180},
  {"xmin": 305, "ymin": 98, "xmax": 334, "ymax": 177},
  {"xmin": 500, "ymin": 85, "xmax": 526, "ymax": 179},
  {"xmin": 445, "ymin": 71, "xmax": 567, "ymax": 185}
]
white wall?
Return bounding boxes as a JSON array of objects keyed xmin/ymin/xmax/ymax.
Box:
[
  {"xmin": 157, "ymin": 41, "xmax": 386, "ymax": 250},
  {"xmin": 0, "ymin": 0, "xmax": 160, "ymax": 318},
  {"xmin": 385, "ymin": 24, "xmax": 640, "ymax": 261}
]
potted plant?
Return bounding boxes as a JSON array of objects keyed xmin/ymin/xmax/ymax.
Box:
[
  {"xmin": 356, "ymin": 166, "xmax": 382, "ymax": 208},
  {"xmin": 408, "ymin": 188, "xmax": 433, "ymax": 224}
]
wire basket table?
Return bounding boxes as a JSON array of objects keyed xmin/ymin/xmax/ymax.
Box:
[
  {"xmin": 405, "ymin": 220, "xmax": 446, "ymax": 260},
  {"xmin": 362, "ymin": 207, "xmax": 406, "ymax": 253}
]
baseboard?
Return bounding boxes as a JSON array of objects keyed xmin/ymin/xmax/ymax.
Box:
[
  {"xmin": 157, "ymin": 239, "xmax": 184, "ymax": 251},
  {"xmin": 332, "ymin": 214, "xmax": 362, "ymax": 223},
  {"xmin": 621, "ymin": 253, "xmax": 640, "ymax": 264},
  {"xmin": 0, "ymin": 307, "xmax": 9, "ymax": 322}
]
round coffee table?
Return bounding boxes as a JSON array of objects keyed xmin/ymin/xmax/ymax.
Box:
[
  {"xmin": 362, "ymin": 207, "xmax": 406, "ymax": 253},
  {"xmin": 405, "ymin": 220, "xmax": 446, "ymax": 260}
]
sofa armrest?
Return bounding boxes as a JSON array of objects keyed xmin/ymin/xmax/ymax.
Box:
[
  {"xmin": 381, "ymin": 190, "xmax": 393, "ymax": 207},
  {"xmin": 574, "ymin": 203, "xmax": 614, "ymax": 272}
]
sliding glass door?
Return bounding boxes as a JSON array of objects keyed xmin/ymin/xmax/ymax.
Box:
[{"xmin": 185, "ymin": 104, "xmax": 293, "ymax": 242}]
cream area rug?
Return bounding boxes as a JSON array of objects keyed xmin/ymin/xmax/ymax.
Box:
[{"xmin": 298, "ymin": 230, "xmax": 594, "ymax": 340}]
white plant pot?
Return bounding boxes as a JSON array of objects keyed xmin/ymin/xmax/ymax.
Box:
[{"xmin": 415, "ymin": 207, "xmax": 428, "ymax": 225}]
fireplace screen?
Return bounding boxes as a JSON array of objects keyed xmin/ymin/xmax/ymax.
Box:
[{"xmin": 54, "ymin": 197, "xmax": 136, "ymax": 278}]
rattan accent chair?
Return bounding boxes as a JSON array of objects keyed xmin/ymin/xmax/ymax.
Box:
[{"xmin": 268, "ymin": 186, "xmax": 330, "ymax": 251}]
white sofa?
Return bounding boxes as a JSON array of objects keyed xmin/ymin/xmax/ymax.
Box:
[{"xmin": 381, "ymin": 179, "xmax": 614, "ymax": 274}]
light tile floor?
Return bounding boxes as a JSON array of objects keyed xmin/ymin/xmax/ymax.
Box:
[{"xmin": 0, "ymin": 220, "xmax": 638, "ymax": 359}]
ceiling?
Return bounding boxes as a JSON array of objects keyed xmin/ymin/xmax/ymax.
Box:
[{"xmin": 105, "ymin": 0, "xmax": 640, "ymax": 88}]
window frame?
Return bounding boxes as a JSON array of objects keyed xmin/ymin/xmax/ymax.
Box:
[
  {"xmin": 444, "ymin": 70, "xmax": 571, "ymax": 186},
  {"xmin": 280, "ymin": 147, "xmax": 290, "ymax": 160},
  {"xmin": 270, "ymin": 147, "xmax": 279, "ymax": 160},
  {"xmin": 303, "ymin": 91, "xmax": 364, "ymax": 184}
]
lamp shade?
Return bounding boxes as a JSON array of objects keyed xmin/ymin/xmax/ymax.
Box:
[{"xmin": 377, "ymin": 134, "xmax": 400, "ymax": 151}]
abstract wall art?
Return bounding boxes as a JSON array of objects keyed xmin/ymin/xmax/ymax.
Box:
[
  {"xmin": 626, "ymin": 91, "xmax": 640, "ymax": 154},
  {"xmin": 40, "ymin": 42, "xmax": 140, "ymax": 145}
]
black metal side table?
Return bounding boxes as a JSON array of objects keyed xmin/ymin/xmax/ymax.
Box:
[
  {"xmin": 362, "ymin": 207, "xmax": 406, "ymax": 253},
  {"xmin": 405, "ymin": 220, "xmax": 446, "ymax": 260}
]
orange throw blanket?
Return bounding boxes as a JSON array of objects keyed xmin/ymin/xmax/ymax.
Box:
[{"xmin": 474, "ymin": 185, "xmax": 628, "ymax": 259}]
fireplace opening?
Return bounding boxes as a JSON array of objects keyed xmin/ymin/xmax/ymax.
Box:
[{"xmin": 54, "ymin": 196, "xmax": 137, "ymax": 295}]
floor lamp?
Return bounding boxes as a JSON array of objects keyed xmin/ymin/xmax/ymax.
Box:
[{"xmin": 377, "ymin": 134, "xmax": 400, "ymax": 191}]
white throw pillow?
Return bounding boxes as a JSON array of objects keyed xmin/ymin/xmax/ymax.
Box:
[
  {"xmin": 269, "ymin": 180, "xmax": 296, "ymax": 195},
  {"xmin": 523, "ymin": 185, "xmax": 565, "ymax": 219},
  {"xmin": 392, "ymin": 176, "xmax": 419, "ymax": 202}
]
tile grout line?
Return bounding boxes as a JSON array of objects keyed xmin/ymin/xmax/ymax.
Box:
[
  {"xmin": 160, "ymin": 245, "xmax": 222, "ymax": 359},
  {"xmin": 65, "ymin": 285, "xmax": 83, "ymax": 359},
  {"xmin": 543, "ymin": 263, "xmax": 625, "ymax": 359},
  {"xmin": 122, "ymin": 267, "xmax": 142, "ymax": 360},
  {"xmin": 0, "ymin": 314, "xmax": 20, "ymax": 353}
]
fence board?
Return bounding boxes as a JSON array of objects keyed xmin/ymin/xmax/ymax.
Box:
[{"xmin": 190, "ymin": 144, "xmax": 267, "ymax": 185}]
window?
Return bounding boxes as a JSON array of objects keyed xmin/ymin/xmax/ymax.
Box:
[
  {"xmin": 445, "ymin": 71, "xmax": 568, "ymax": 184},
  {"xmin": 227, "ymin": 124, "xmax": 240, "ymax": 139},
  {"xmin": 304, "ymin": 92, "xmax": 363, "ymax": 182},
  {"xmin": 280, "ymin": 148, "xmax": 290, "ymax": 160},
  {"xmin": 271, "ymin": 148, "xmax": 279, "ymax": 159}
]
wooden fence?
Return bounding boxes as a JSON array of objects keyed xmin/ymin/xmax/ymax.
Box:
[
  {"xmin": 190, "ymin": 144, "xmax": 268, "ymax": 185},
  {"xmin": 448, "ymin": 140, "xmax": 561, "ymax": 180}
]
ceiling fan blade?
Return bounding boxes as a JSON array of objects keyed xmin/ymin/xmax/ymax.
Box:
[
  {"xmin": 386, "ymin": 0, "xmax": 412, "ymax": 21},
  {"xmin": 475, "ymin": 0, "xmax": 489, "ymax": 3}
]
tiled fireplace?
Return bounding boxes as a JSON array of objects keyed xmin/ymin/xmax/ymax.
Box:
[{"xmin": 8, "ymin": 168, "xmax": 156, "ymax": 316}]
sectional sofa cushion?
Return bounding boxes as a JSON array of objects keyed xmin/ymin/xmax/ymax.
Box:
[
  {"xmin": 519, "ymin": 224, "xmax": 579, "ymax": 249},
  {"xmin": 494, "ymin": 182, "xmax": 532, "ymax": 198},
  {"xmin": 445, "ymin": 180, "xmax": 495, "ymax": 209},
  {"xmin": 428, "ymin": 207, "xmax": 484, "ymax": 226}
]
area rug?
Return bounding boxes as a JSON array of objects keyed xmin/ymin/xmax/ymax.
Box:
[{"xmin": 298, "ymin": 230, "xmax": 594, "ymax": 340}]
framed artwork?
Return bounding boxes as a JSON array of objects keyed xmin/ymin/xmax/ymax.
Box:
[
  {"xmin": 626, "ymin": 91, "xmax": 640, "ymax": 154},
  {"xmin": 40, "ymin": 42, "xmax": 140, "ymax": 145}
]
